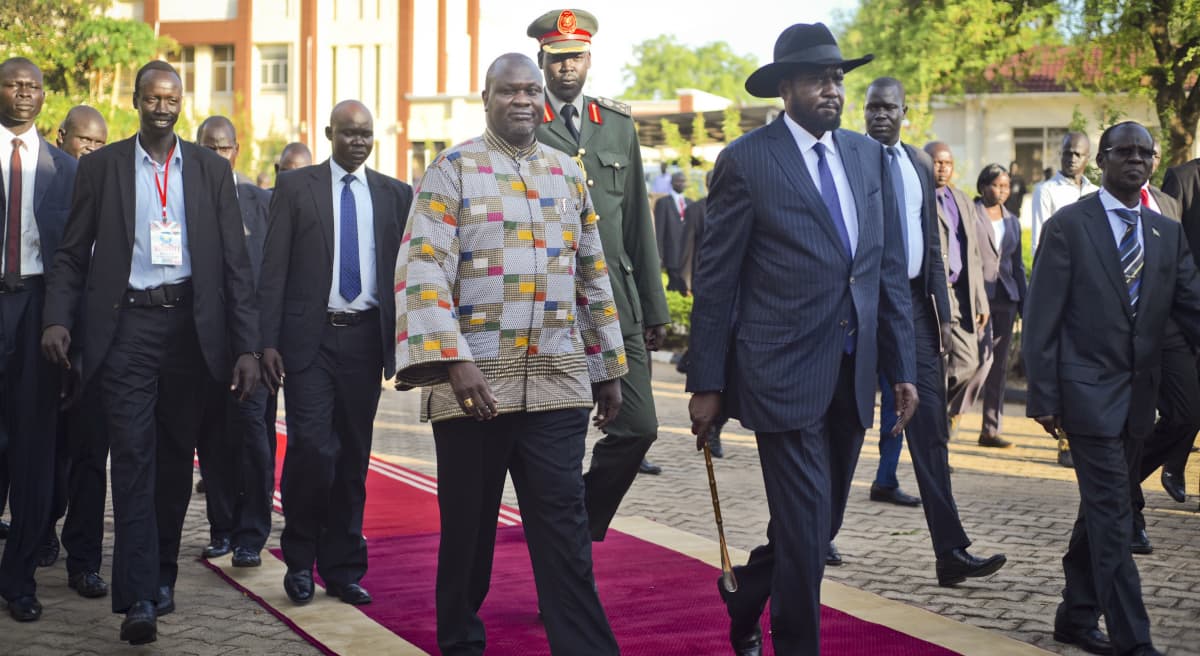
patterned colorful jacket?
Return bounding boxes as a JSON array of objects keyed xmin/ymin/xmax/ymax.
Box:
[{"xmin": 394, "ymin": 130, "xmax": 628, "ymax": 422}]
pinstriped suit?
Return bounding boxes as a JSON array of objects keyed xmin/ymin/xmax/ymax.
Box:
[{"xmin": 687, "ymin": 115, "xmax": 915, "ymax": 651}]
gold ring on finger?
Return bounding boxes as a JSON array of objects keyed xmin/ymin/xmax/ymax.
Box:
[{"xmin": 463, "ymin": 397, "xmax": 475, "ymax": 408}]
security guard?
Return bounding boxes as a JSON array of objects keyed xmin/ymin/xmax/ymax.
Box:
[{"xmin": 529, "ymin": 9, "xmax": 670, "ymax": 541}]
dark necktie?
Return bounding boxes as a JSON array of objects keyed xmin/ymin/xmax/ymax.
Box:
[
  {"xmin": 1115, "ymin": 207, "xmax": 1142, "ymax": 315},
  {"xmin": 937, "ymin": 188, "xmax": 964, "ymax": 284},
  {"xmin": 340, "ymin": 173, "xmax": 362, "ymax": 302},
  {"xmin": 813, "ymin": 142, "xmax": 856, "ymax": 353},
  {"xmin": 885, "ymin": 146, "xmax": 910, "ymax": 268},
  {"xmin": 4, "ymin": 138, "xmax": 22, "ymax": 280},
  {"xmin": 560, "ymin": 104, "xmax": 581, "ymax": 144}
]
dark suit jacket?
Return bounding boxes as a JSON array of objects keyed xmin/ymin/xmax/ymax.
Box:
[
  {"xmin": 44, "ymin": 136, "xmax": 258, "ymax": 383},
  {"xmin": 900, "ymin": 144, "xmax": 951, "ymax": 324},
  {"xmin": 257, "ymin": 161, "xmax": 413, "ymax": 380},
  {"xmin": 1022, "ymin": 194, "xmax": 1200, "ymax": 438},
  {"xmin": 1162, "ymin": 159, "xmax": 1200, "ymax": 266},
  {"xmin": 686, "ymin": 116, "xmax": 916, "ymax": 432},
  {"xmin": 237, "ymin": 182, "xmax": 271, "ymax": 285},
  {"xmin": 974, "ymin": 201, "xmax": 1026, "ymax": 307},
  {"xmin": 654, "ymin": 193, "xmax": 690, "ymax": 271},
  {"xmin": 936, "ymin": 184, "xmax": 989, "ymax": 329},
  {"xmin": 0, "ymin": 138, "xmax": 77, "ymax": 277}
]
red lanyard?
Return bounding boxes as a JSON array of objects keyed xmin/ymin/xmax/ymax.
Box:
[{"xmin": 153, "ymin": 144, "xmax": 176, "ymax": 222}]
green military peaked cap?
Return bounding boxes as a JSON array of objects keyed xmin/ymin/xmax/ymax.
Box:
[{"xmin": 526, "ymin": 8, "xmax": 598, "ymax": 54}]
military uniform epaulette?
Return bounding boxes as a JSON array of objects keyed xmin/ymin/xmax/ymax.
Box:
[{"xmin": 592, "ymin": 96, "xmax": 631, "ymax": 117}]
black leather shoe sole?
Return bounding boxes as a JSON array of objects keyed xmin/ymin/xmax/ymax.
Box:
[
  {"xmin": 1131, "ymin": 541, "xmax": 1154, "ymax": 555},
  {"xmin": 937, "ymin": 554, "xmax": 1006, "ymax": 587},
  {"xmin": 120, "ymin": 617, "xmax": 157, "ymax": 645},
  {"xmin": 869, "ymin": 486, "xmax": 922, "ymax": 507},
  {"xmin": 1053, "ymin": 630, "xmax": 1111, "ymax": 655},
  {"xmin": 326, "ymin": 584, "xmax": 372, "ymax": 605}
]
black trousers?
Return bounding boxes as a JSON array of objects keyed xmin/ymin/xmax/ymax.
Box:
[
  {"xmin": 433, "ymin": 408, "xmax": 617, "ymax": 656},
  {"xmin": 1058, "ymin": 433, "xmax": 1154, "ymax": 655},
  {"xmin": 60, "ymin": 380, "xmax": 110, "ymax": 577},
  {"xmin": 98, "ymin": 303, "xmax": 222, "ymax": 612},
  {"xmin": 279, "ymin": 316, "xmax": 381, "ymax": 588},
  {"xmin": 198, "ymin": 387, "xmax": 277, "ymax": 551},
  {"xmin": 733, "ymin": 355, "xmax": 860, "ymax": 654},
  {"xmin": 980, "ymin": 298, "xmax": 1018, "ymax": 439},
  {"xmin": 583, "ymin": 330, "xmax": 657, "ymax": 541},
  {"xmin": 0, "ymin": 279, "xmax": 59, "ymax": 600},
  {"xmin": 833, "ymin": 285, "xmax": 970, "ymax": 556},
  {"xmin": 1135, "ymin": 327, "xmax": 1200, "ymax": 530}
]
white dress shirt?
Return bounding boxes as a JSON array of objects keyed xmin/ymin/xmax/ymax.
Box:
[
  {"xmin": 1032, "ymin": 171, "xmax": 1098, "ymax": 251},
  {"xmin": 992, "ymin": 217, "xmax": 1006, "ymax": 251},
  {"xmin": 1099, "ymin": 187, "xmax": 1143, "ymax": 250},
  {"xmin": 783, "ymin": 113, "xmax": 859, "ymax": 256},
  {"xmin": 328, "ymin": 158, "xmax": 378, "ymax": 312},
  {"xmin": 891, "ymin": 142, "xmax": 925, "ymax": 279},
  {"xmin": 0, "ymin": 124, "xmax": 42, "ymax": 276}
]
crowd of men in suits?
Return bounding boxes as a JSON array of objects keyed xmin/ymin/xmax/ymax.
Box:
[{"xmin": 3, "ymin": 8, "xmax": 1200, "ymax": 656}]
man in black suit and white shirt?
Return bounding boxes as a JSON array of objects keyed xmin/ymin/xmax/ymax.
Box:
[
  {"xmin": 1024, "ymin": 120, "xmax": 1200, "ymax": 656},
  {"xmin": 257, "ymin": 100, "xmax": 413, "ymax": 608},
  {"xmin": 42, "ymin": 60, "xmax": 260, "ymax": 644}
]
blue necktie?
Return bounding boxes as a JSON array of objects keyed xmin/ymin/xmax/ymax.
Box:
[
  {"xmin": 885, "ymin": 146, "xmax": 910, "ymax": 266},
  {"xmin": 813, "ymin": 142, "xmax": 856, "ymax": 353},
  {"xmin": 1115, "ymin": 207, "xmax": 1142, "ymax": 316},
  {"xmin": 339, "ymin": 173, "xmax": 361, "ymax": 302}
]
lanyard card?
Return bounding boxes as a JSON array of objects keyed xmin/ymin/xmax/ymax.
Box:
[{"xmin": 151, "ymin": 219, "xmax": 184, "ymax": 266}]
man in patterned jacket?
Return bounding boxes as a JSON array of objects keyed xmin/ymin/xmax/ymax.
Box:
[{"xmin": 394, "ymin": 53, "xmax": 626, "ymax": 656}]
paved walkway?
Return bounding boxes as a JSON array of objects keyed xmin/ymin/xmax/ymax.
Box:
[{"xmin": 4, "ymin": 366, "xmax": 1199, "ymax": 655}]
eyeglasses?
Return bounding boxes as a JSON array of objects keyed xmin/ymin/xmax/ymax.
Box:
[{"xmin": 1102, "ymin": 145, "xmax": 1155, "ymax": 160}]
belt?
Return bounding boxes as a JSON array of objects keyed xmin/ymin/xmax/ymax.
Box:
[
  {"xmin": 122, "ymin": 281, "xmax": 193, "ymax": 308},
  {"xmin": 0, "ymin": 274, "xmax": 42, "ymax": 294},
  {"xmin": 327, "ymin": 308, "xmax": 378, "ymax": 327}
]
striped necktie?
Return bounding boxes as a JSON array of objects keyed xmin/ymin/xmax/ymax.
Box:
[{"xmin": 1115, "ymin": 207, "xmax": 1142, "ymax": 315}]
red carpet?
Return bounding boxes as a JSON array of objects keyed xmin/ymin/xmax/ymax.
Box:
[{"xmin": 208, "ymin": 428, "xmax": 962, "ymax": 655}]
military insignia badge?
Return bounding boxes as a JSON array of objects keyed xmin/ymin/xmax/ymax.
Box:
[{"xmin": 557, "ymin": 10, "xmax": 577, "ymax": 34}]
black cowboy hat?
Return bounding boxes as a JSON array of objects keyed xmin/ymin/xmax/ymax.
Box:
[{"xmin": 745, "ymin": 23, "xmax": 874, "ymax": 98}]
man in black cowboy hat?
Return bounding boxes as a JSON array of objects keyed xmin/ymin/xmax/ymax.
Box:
[{"xmin": 688, "ymin": 23, "xmax": 917, "ymax": 654}]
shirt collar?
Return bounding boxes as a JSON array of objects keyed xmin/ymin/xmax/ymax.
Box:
[
  {"xmin": 483, "ymin": 129, "xmax": 538, "ymax": 160},
  {"xmin": 783, "ymin": 112, "xmax": 837, "ymax": 157},
  {"xmin": 0, "ymin": 124, "xmax": 39, "ymax": 150},
  {"xmin": 545, "ymin": 89, "xmax": 584, "ymax": 119},
  {"xmin": 135, "ymin": 135, "xmax": 183, "ymax": 168},
  {"xmin": 1098, "ymin": 187, "xmax": 1140, "ymax": 214},
  {"xmin": 330, "ymin": 158, "xmax": 369, "ymax": 187}
]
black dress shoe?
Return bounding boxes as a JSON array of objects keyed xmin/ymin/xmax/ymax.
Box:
[
  {"xmin": 203, "ymin": 536, "xmax": 232, "ymax": 559},
  {"xmin": 716, "ymin": 575, "xmax": 766, "ymax": 656},
  {"xmin": 7, "ymin": 595, "xmax": 42, "ymax": 622},
  {"xmin": 68, "ymin": 571, "xmax": 109, "ymax": 598},
  {"xmin": 232, "ymin": 546, "xmax": 262, "ymax": 567},
  {"xmin": 1161, "ymin": 470, "xmax": 1186, "ymax": 502},
  {"xmin": 1053, "ymin": 625, "xmax": 1111, "ymax": 655},
  {"xmin": 977, "ymin": 434, "xmax": 1013, "ymax": 448},
  {"xmin": 709, "ymin": 429, "xmax": 724, "ymax": 458},
  {"xmin": 120, "ymin": 600, "xmax": 157, "ymax": 645},
  {"xmin": 326, "ymin": 582, "xmax": 372, "ymax": 605},
  {"xmin": 869, "ymin": 484, "xmax": 922, "ymax": 507},
  {"xmin": 935, "ymin": 548, "xmax": 1006, "ymax": 586},
  {"xmin": 0, "ymin": 518, "xmax": 8, "ymax": 539},
  {"xmin": 37, "ymin": 532, "xmax": 60, "ymax": 567},
  {"xmin": 638, "ymin": 458, "xmax": 662, "ymax": 475},
  {"xmin": 284, "ymin": 569, "xmax": 314, "ymax": 604},
  {"xmin": 1131, "ymin": 528, "xmax": 1153, "ymax": 555},
  {"xmin": 195, "ymin": 478, "xmax": 206, "ymax": 494},
  {"xmin": 826, "ymin": 541, "xmax": 843, "ymax": 567},
  {"xmin": 1057, "ymin": 448, "xmax": 1074, "ymax": 468},
  {"xmin": 156, "ymin": 585, "xmax": 175, "ymax": 616}
]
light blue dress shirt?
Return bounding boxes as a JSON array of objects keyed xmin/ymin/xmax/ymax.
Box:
[{"xmin": 130, "ymin": 136, "xmax": 191, "ymax": 290}]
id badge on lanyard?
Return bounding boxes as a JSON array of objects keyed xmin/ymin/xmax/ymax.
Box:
[{"xmin": 150, "ymin": 146, "xmax": 183, "ymax": 267}]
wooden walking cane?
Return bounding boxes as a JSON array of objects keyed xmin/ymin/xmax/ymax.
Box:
[{"xmin": 703, "ymin": 436, "xmax": 738, "ymax": 593}]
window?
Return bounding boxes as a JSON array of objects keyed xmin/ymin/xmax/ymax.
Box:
[
  {"xmin": 260, "ymin": 45, "xmax": 288, "ymax": 92},
  {"xmin": 213, "ymin": 45, "xmax": 235, "ymax": 93},
  {"xmin": 167, "ymin": 46, "xmax": 195, "ymax": 94},
  {"xmin": 1013, "ymin": 127, "xmax": 1068, "ymax": 184}
]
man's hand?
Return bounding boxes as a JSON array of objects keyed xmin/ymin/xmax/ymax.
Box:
[
  {"xmin": 1034, "ymin": 415, "xmax": 1062, "ymax": 438},
  {"xmin": 230, "ymin": 354, "xmax": 261, "ymax": 401},
  {"xmin": 939, "ymin": 322, "xmax": 953, "ymax": 355},
  {"xmin": 976, "ymin": 313, "xmax": 989, "ymax": 332},
  {"xmin": 261, "ymin": 347, "xmax": 285, "ymax": 394},
  {"xmin": 447, "ymin": 361, "xmax": 498, "ymax": 421},
  {"xmin": 643, "ymin": 324, "xmax": 667, "ymax": 351},
  {"xmin": 41, "ymin": 325, "xmax": 72, "ymax": 367},
  {"xmin": 592, "ymin": 379, "xmax": 622, "ymax": 429},
  {"xmin": 891, "ymin": 383, "xmax": 919, "ymax": 436},
  {"xmin": 690, "ymin": 391, "xmax": 723, "ymax": 446}
]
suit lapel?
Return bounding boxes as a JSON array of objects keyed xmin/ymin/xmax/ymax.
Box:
[
  {"xmin": 180, "ymin": 141, "xmax": 202, "ymax": 248},
  {"xmin": 765, "ymin": 118, "xmax": 848, "ymax": 262},
  {"xmin": 1080, "ymin": 197, "xmax": 1134, "ymax": 321},
  {"xmin": 834, "ymin": 130, "xmax": 867, "ymax": 264},
  {"xmin": 33, "ymin": 138, "xmax": 55, "ymax": 214},
  {"xmin": 118, "ymin": 137, "xmax": 137, "ymax": 249},
  {"xmin": 578, "ymin": 97, "xmax": 598, "ymax": 151},
  {"xmin": 1136, "ymin": 212, "xmax": 1163, "ymax": 327},
  {"xmin": 310, "ymin": 162, "xmax": 335, "ymax": 261},
  {"xmin": 367, "ymin": 169, "xmax": 394, "ymax": 285}
]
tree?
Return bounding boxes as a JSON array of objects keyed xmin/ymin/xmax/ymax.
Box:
[
  {"xmin": 1062, "ymin": 0, "xmax": 1200, "ymax": 166},
  {"xmin": 835, "ymin": 0, "xmax": 1061, "ymax": 141},
  {"xmin": 621, "ymin": 36, "xmax": 759, "ymax": 102}
]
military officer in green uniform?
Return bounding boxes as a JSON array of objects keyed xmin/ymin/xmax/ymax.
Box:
[{"xmin": 529, "ymin": 8, "xmax": 671, "ymax": 541}]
